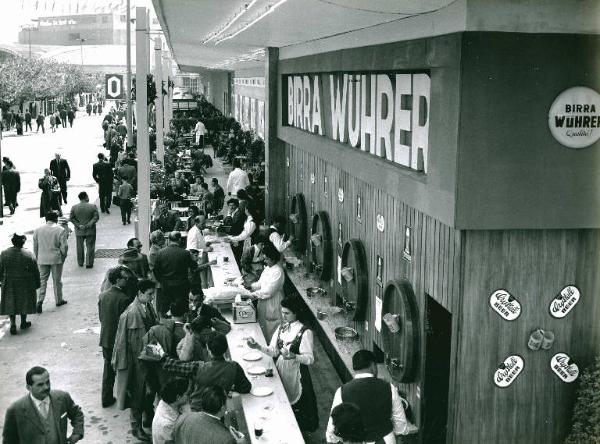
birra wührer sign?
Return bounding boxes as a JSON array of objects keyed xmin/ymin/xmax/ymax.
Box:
[
  {"xmin": 548, "ymin": 86, "xmax": 600, "ymax": 148},
  {"xmin": 284, "ymin": 73, "xmax": 430, "ymax": 173}
]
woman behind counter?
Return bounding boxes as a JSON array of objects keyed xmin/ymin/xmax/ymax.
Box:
[
  {"xmin": 246, "ymin": 242, "xmax": 284, "ymax": 339},
  {"xmin": 247, "ymin": 296, "xmax": 319, "ymax": 433}
]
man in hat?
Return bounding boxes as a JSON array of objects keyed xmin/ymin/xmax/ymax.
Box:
[
  {"xmin": 2, "ymin": 366, "xmax": 84, "ymax": 443},
  {"xmin": 49, "ymin": 153, "xmax": 71, "ymax": 205},
  {"xmin": 33, "ymin": 211, "xmax": 68, "ymax": 313}
]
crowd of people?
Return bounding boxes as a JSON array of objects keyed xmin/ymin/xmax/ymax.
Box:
[
  {"xmin": 0, "ymin": 121, "xmax": 417, "ymax": 444},
  {"xmin": 1, "ymin": 102, "xmax": 79, "ymax": 136}
]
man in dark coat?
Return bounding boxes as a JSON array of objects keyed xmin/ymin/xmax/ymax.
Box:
[
  {"xmin": 2, "ymin": 366, "xmax": 84, "ymax": 444},
  {"xmin": 0, "ymin": 234, "xmax": 40, "ymax": 335},
  {"xmin": 92, "ymin": 153, "xmax": 114, "ymax": 214},
  {"xmin": 86, "ymin": 103, "xmax": 92, "ymax": 116},
  {"xmin": 2, "ymin": 164, "xmax": 21, "ymax": 214},
  {"xmin": 67, "ymin": 108, "xmax": 75, "ymax": 127},
  {"xmin": 49, "ymin": 153, "xmax": 71, "ymax": 205},
  {"xmin": 98, "ymin": 266, "xmax": 134, "ymax": 408},
  {"xmin": 59, "ymin": 108, "xmax": 67, "ymax": 128},
  {"xmin": 69, "ymin": 191, "xmax": 99, "ymax": 268},
  {"xmin": 24, "ymin": 110, "xmax": 32, "ymax": 132},
  {"xmin": 14, "ymin": 111, "xmax": 23, "ymax": 135},
  {"xmin": 35, "ymin": 113, "xmax": 45, "ymax": 133},
  {"xmin": 152, "ymin": 232, "xmax": 197, "ymax": 316},
  {"xmin": 172, "ymin": 385, "xmax": 236, "ymax": 444}
]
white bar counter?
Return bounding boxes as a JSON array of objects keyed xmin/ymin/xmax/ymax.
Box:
[{"xmin": 205, "ymin": 234, "xmax": 304, "ymax": 444}]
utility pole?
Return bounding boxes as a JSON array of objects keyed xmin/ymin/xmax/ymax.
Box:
[
  {"xmin": 154, "ymin": 36, "xmax": 164, "ymax": 163},
  {"xmin": 135, "ymin": 7, "xmax": 150, "ymax": 253},
  {"xmin": 78, "ymin": 38, "xmax": 86, "ymax": 66},
  {"xmin": 126, "ymin": 0, "xmax": 134, "ymax": 147}
]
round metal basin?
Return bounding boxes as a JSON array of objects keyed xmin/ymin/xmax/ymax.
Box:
[
  {"xmin": 335, "ymin": 326, "xmax": 359, "ymax": 341},
  {"xmin": 306, "ymin": 287, "xmax": 326, "ymax": 298}
]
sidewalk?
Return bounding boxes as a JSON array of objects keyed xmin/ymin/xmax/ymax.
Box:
[{"xmin": 0, "ymin": 145, "xmax": 232, "ymax": 443}]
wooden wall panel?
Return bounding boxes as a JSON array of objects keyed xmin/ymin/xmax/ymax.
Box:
[
  {"xmin": 454, "ymin": 230, "xmax": 600, "ymax": 444},
  {"xmin": 282, "ymin": 141, "xmax": 461, "ymax": 432}
]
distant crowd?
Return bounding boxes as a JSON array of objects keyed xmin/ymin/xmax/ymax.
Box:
[{"xmin": 1, "ymin": 102, "xmax": 83, "ymax": 135}]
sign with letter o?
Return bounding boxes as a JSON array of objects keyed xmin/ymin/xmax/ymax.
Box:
[{"xmin": 105, "ymin": 74, "xmax": 124, "ymax": 100}]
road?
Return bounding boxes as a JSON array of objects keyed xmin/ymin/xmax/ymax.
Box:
[{"xmin": 0, "ymin": 114, "xmax": 136, "ymax": 443}]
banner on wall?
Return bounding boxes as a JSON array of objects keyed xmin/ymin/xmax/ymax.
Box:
[
  {"xmin": 233, "ymin": 93, "xmax": 265, "ymax": 139},
  {"xmin": 283, "ymin": 72, "xmax": 430, "ymax": 173}
]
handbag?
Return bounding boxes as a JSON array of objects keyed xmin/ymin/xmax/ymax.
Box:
[{"xmin": 112, "ymin": 195, "xmax": 120, "ymax": 206}]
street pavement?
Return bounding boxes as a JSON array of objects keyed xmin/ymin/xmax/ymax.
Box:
[{"xmin": 0, "ymin": 114, "xmax": 139, "ymax": 443}]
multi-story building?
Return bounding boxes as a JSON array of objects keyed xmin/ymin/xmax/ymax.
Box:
[{"xmin": 18, "ymin": 13, "xmax": 128, "ymax": 46}]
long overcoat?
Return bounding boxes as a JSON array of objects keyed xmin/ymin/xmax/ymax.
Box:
[
  {"xmin": 112, "ymin": 298, "xmax": 157, "ymax": 410},
  {"xmin": 0, "ymin": 246, "xmax": 40, "ymax": 315}
]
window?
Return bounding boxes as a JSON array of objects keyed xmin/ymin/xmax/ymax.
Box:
[
  {"xmin": 102, "ymin": 16, "xmax": 109, "ymax": 23},
  {"xmin": 182, "ymin": 77, "xmax": 199, "ymax": 93}
]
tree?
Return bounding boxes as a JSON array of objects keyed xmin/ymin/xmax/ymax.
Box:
[{"xmin": 0, "ymin": 55, "xmax": 102, "ymax": 108}]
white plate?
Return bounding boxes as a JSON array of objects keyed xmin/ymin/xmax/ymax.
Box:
[
  {"xmin": 251, "ymin": 386, "xmax": 273, "ymax": 397},
  {"xmin": 243, "ymin": 352, "xmax": 262, "ymax": 362},
  {"xmin": 247, "ymin": 365, "xmax": 266, "ymax": 375}
]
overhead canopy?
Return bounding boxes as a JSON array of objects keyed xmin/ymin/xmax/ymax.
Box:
[{"xmin": 152, "ymin": 0, "xmax": 600, "ymax": 73}]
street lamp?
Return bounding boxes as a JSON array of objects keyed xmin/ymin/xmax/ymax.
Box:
[{"xmin": 78, "ymin": 38, "xmax": 86, "ymax": 67}]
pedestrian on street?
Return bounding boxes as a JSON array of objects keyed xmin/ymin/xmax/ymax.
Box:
[
  {"xmin": 59, "ymin": 107, "xmax": 67, "ymax": 128},
  {"xmin": 69, "ymin": 191, "xmax": 100, "ymax": 268},
  {"xmin": 117, "ymin": 119, "xmax": 127, "ymax": 139},
  {"xmin": 14, "ymin": 111, "xmax": 23, "ymax": 135},
  {"xmin": 38, "ymin": 168, "xmax": 61, "ymax": 218},
  {"xmin": 67, "ymin": 108, "xmax": 75, "ymax": 127},
  {"xmin": 0, "ymin": 233, "xmax": 40, "ymax": 335},
  {"xmin": 54, "ymin": 111, "xmax": 62, "ymax": 129},
  {"xmin": 97, "ymin": 102, "xmax": 103, "ymax": 114},
  {"xmin": 2, "ymin": 366, "xmax": 85, "ymax": 443},
  {"xmin": 98, "ymin": 266, "xmax": 135, "ymax": 409},
  {"xmin": 35, "ymin": 112, "xmax": 45, "ymax": 133},
  {"xmin": 2, "ymin": 162, "xmax": 21, "ymax": 214},
  {"xmin": 33, "ymin": 211, "xmax": 68, "ymax": 314},
  {"xmin": 49, "ymin": 113, "xmax": 56, "ymax": 132},
  {"xmin": 93, "ymin": 152, "xmax": 114, "ymax": 214},
  {"xmin": 87, "ymin": 103, "xmax": 92, "ymax": 116},
  {"xmin": 153, "ymin": 232, "xmax": 197, "ymax": 317},
  {"xmin": 117, "ymin": 177, "xmax": 134, "ymax": 225},
  {"xmin": 24, "ymin": 110, "xmax": 32, "ymax": 132},
  {"xmin": 112, "ymin": 279, "xmax": 158, "ymax": 442},
  {"xmin": 49, "ymin": 153, "xmax": 71, "ymax": 204}
]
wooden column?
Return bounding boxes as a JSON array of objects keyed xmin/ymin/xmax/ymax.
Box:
[
  {"xmin": 135, "ymin": 7, "xmax": 150, "ymax": 254},
  {"xmin": 264, "ymin": 47, "xmax": 284, "ymax": 223},
  {"xmin": 154, "ymin": 36, "xmax": 164, "ymax": 163}
]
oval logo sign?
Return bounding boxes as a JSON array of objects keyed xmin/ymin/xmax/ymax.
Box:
[
  {"xmin": 376, "ymin": 214, "xmax": 385, "ymax": 232},
  {"xmin": 494, "ymin": 355, "xmax": 524, "ymax": 388},
  {"xmin": 489, "ymin": 289, "xmax": 521, "ymax": 321},
  {"xmin": 338, "ymin": 188, "xmax": 344, "ymax": 203},
  {"xmin": 548, "ymin": 87, "xmax": 600, "ymax": 148},
  {"xmin": 551, "ymin": 353, "xmax": 579, "ymax": 383},
  {"xmin": 549, "ymin": 285, "xmax": 580, "ymax": 319}
]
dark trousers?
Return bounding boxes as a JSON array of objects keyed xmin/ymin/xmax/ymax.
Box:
[
  {"xmin": 68, "ymin": 118, "xmax": 74, "ymax": 128},
  {"xmin": 61, "ymin": 119, "xmax": 67, "ymax": 128},
  {"xmin": 36, "ymin": 122, "xmax": 45, "ymax": 133},
  {"xmin": 232, "ymin": 243, "xmax": 244, "ymax": 268},
  {"xmin": 76, "ymin": 234, "xmax": 96, "ymax": 266},
  {"xmin": 99, "ymin": 184, "xmax": 112, "ymax": 212},
  {"xmin": 25, "ymin": 122, "xmax": 32, "ymax": 131},
  {"xmin": 102, "ymin": 347, "xmax": 115, "ymax": 404},
  {"xmin": 158, "ymin": 280, "xmax": 189, "ymax": 316},
  {"xmin": 57, "ymin": 178, "xmax": 68, "ymax": 204},
  {"xmin": 120, "ymin": 198, "xmax": 132, "ymax": 223}
]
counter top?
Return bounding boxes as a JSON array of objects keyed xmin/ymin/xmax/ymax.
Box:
[{"xmin": 205, "ymin": 234, "xmax": 304, "ymax": 444}]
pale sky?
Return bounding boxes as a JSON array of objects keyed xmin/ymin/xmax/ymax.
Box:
[{"xmin": 0, "ymin": 0, "xmax": 154, "ymax": 44}]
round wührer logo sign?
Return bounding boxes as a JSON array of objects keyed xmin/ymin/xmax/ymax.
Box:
[{"xmin": 548, "ymin": 86, "xmax": 600, "ymax": 148}]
